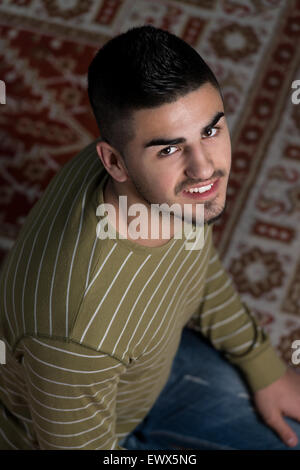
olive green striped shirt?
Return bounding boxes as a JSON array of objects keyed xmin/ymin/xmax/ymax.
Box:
[{"xmin": 0, "ymin": 139, "xmax": 287, "ymax": 450}]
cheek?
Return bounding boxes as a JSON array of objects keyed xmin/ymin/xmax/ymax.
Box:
[
  {"xmin": 216, "ymin": 134, "xmax": 231, "ymax": 168},
  {"xmin": 159, "ymin": 173, "xmax": 177, "ymax": 192},
  {"xmin": 145, "ymin": 167, "xmax": 176, "ymax": 191},
  {"xmin": 223, "ymin": 129, "xmax": 232, "ymax": 156}
]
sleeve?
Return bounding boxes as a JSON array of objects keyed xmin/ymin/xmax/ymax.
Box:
[
  {"xmin": 188, "ymin": 226, "xmax": 287, "ymax": 394},
  {"xmin": 18, "ymin": 336, "xmax": 127, "ymax": 450}
]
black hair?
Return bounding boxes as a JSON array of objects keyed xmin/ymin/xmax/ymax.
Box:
[{"xmin": 88, "ymin": 24, "xmax": 222, "ymax": 157}]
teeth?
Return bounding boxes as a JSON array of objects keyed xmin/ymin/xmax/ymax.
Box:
[{"xmin": 185, "ymin": 184, "xmax": 213, "ymax": 194}]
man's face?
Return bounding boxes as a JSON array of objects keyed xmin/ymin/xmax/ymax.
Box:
[{"xmin": 118, "ymin": 82, "xmax": 231, "ymax": 226}]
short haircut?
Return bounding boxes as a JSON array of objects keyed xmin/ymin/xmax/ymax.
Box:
[{"xmin": 88, "ymin": 24, "xmax": 222, "ymax": 157}]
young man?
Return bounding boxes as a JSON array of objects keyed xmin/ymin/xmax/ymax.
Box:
[{"xmin": 0, "ymin": 25, "xmax": 300, "ymax": 451}]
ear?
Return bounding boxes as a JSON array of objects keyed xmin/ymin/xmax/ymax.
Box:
[{"xmin": 96, "ymin": 141, "xmax": 129, "ymax": 183}]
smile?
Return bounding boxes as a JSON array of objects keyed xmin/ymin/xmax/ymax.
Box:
[
  {"xmin": 181, "ymin": 179, "xmax": 219, "ymax": 199},
  {"xmin": 185, "ymin": 184, "xmax": 213, "ymax": 193}
]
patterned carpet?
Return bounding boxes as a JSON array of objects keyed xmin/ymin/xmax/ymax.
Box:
[{"xmin": 0, "ymin": 0, "xmax": 300, "ymax": 369}]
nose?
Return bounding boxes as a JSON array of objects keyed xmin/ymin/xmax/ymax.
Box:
[{"xmin": 184, "ymin": 144, "xmax": 215, "ymax": 181}]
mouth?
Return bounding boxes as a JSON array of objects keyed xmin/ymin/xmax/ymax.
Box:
[{"xmin": 181, "ymin": 179, "xmax": 220, "ymax": 200}]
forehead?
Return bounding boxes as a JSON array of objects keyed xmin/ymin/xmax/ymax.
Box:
[{"xmin": 130, "ymin": 83, "xmax": 223, "ymax": 144}]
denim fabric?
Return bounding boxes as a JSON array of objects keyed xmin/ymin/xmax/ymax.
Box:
[{"xmin": 119, "ymin": 327, "xmax": 300, "ymax": 450}]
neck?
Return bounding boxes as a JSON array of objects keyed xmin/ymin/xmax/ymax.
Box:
[{"xmin": 103, "ymin": 176, "xmax": 178, "ymax": 247}]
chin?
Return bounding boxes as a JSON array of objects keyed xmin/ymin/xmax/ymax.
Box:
[{"xmin": 205, "ymin": 204, "xmax": 226, "ymax": 226}]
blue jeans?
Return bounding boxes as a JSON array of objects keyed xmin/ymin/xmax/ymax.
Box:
[{"xmin": 119, "ymin": 327, "xmax": 300, "ymax": 450}]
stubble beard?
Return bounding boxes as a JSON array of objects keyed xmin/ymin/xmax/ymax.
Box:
[{"xmin": 128, "ymin": 174, "xmax": 227, "ymax": 232}]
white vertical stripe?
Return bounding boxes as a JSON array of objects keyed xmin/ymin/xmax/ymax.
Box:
[
  {"xmin": 1, "ymin": 407, "xmax": 35, "ymax": 449},
  {"xmin": 39, "ymin": 158, "xmax": 100, "ymax": 335},
  {"xmin": 125, "ymin": 228, "xmax": 210, "ymax": 368},
  {"xmin": 17, "ymin": 148, "xmax": 94, "ymax": 335},
  {"xmin": 64, "ymin": 167, "xmax": 101, "ymax": 336},
  {"xmin": 2, "ymin": 250, "xmax": 18, "ymax": 340},
  {"xmin": 0, "ymin": 427, "xmax": 18, "ymax": 449},
  {"xmin": 83, "ymin": 243, "xmax": 117, "ymax": 298},
  {"xmin": 141, "ymin": 230, "xmax": 211, "ymax": 359},
  {"xmin": 85, "ymin": 237, "xmax": 98, "ymax": 290},
  {"xmin": 135, "ymin": 228, "xmax": 201, "ymax": 351},
  {"xmin": 121, "ymin": 239, "xmax": 179, "ymax": 361},
  {"xmin": 108, "ymin": 255, "xmax": 151, "ymax": 355},
  {"xmin": 81, "ymin": 251, "xmax": 133, "ymax": 344}
]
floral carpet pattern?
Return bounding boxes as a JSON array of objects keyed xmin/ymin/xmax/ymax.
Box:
[{"xmin": 0, "ymin": 0, "xmax": 300, "ymax": 368}]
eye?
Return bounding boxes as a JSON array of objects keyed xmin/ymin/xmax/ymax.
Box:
[
  {"xmin": 158, "ymin": 145, "xmax": 179, "ymax": 157},
  {"xmin": 203, "ymin": 126, "xmax": 220, "ymax": 139}
]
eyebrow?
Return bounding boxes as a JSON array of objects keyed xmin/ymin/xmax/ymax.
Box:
[{"xmin": 143, "ymin": 111, "xmax": 225, "ymax": 148}]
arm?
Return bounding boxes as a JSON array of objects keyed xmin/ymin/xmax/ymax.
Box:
[
  {"xmin": 189, "ymin": 226, "xmax": 287, "ymax": 394},
  {"xmin": 189, "ymin": 228, "xmax": 300, "ymax": 448},
  {"xmin": 19, "ymin": 336, "xmax": 126, "ymax": 450}
]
